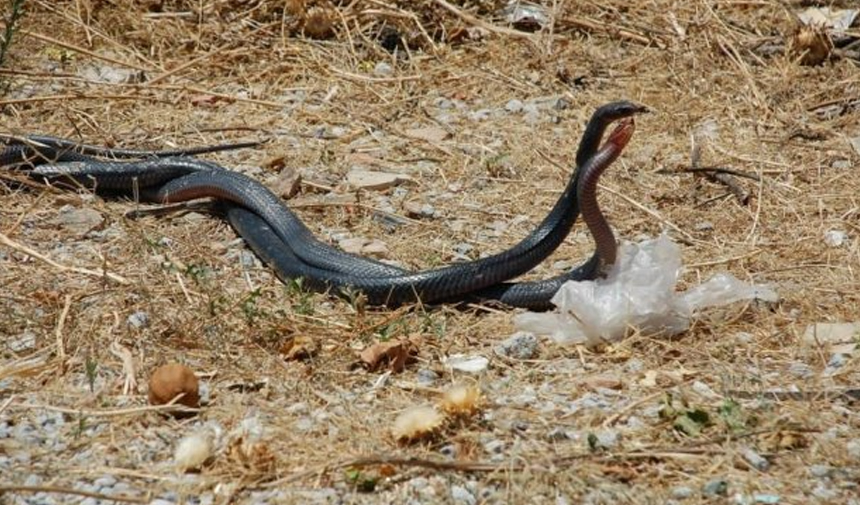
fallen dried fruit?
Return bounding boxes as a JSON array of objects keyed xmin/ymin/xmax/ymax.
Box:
[
  {"xmin": 174, "ymin": 429, "xmax": 215, "ymax": 472},
  {"xmin": 148, "ymin": 363, "xmax": 200, "ymax": 409},
  {"xmin": 392, "ymin": 405, "xmax": 444, "ymax": 443},
  {"xmin": 439, "ymin": 383, "xmax": 483, "ymax": 417}
]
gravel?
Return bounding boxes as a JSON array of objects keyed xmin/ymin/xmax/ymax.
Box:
[
  {"xmin": 703, "ymin": 478, "xmax": 729, "ymax": 497},
  {"xmin": 494, "ymin": 332, "xmax": 539, "ymax": 359},
  {"xmin": 127, "ymin": 311, "xmax": 149, "ymax": 329},
  {"xmin": 451, "ymin": 485, "xmax": 476, "ymax": 505}
]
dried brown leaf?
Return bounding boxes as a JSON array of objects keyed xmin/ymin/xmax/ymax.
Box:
[
  {"xmin": 358, "ymin": 336, "xmax": 421, "ymax": 373},
  {"xmin": 280, "ymin": 336, "xmax": 319, "ymax": 361}
]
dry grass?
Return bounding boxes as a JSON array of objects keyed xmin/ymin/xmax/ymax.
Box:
[{"xmin": 1, "ymin": 0, "xmax": 859, "ymax": 503}]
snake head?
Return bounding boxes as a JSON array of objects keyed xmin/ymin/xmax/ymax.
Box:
[{"xmin": 576, "ymin": 101, "xmax": 648, "ymax": 168}]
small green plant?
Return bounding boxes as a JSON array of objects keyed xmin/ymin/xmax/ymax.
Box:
[
  {"xmin": 341, "ymin": 286, "xmax": 366, "ymax": 316},
  {"xmin": 718, "ymin": 399, "xmax": 748, "ymax": 432},
  {"xmin": 345, "ymin": 468, "xmax": 377, "ymax": 493},
  {"xmin": 185, "ymin": 263, "xmax": 209, "ymax": 285},
  {"xmin": 241, "ymin": 288, "xmax": 263, "ymax": 324},
  {"xmin": 72, "ymin": 415, "xmax": 87, "ymax": 440},
  {"xmin": 659, "ymin": 393, "xmax": 712, "ymax": 437},
  {"xmin": 0, "ymin": 0, "xmax": 26, "ymax": 69},
  {"xmin": 421, "ymin": 312, "xmax": 447, "ymax": 339},
  {"xmin": 375, "ymin": 317, "xmax": 407, "ymax": 341},
  {"xmin": 285, "ymin": 278, "xmax": 314, "ymax": 316},
  {"xmin": 84, "ymin": 355, "xmax": 98, "ymax": 393}
]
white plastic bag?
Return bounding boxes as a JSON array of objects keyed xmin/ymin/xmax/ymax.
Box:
[{"xmin": 513, "ymin": 235, "xmax": 778, "ymax": 347}]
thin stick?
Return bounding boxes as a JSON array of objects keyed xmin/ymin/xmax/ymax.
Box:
[
  {"xmin": 55, "ymin": 294, "xmax": 72, "ymax": 372},
  {"xmin": 687, "ymin": 249, "xmax": 762, "ymax": 268},
  {"xmin": 602, "ymin": 390, "xmax": 665, "ymax": 427},
  {"xmin": 0, "ymin": 94, "xmax": 171, "ymax": 107},
  {"xmin": 598, "ymin": 185, "xmax": 697, "ymax": 243},
  {"xmin": 691, "ymin": 137, "xmax": 750, "ymax": 205},
  {"xmin": 0, "ymin": 395, "xmax": 14, "ymax": 415},
  {"xmin": 662, "ymin": 166, "xmax": 761, "ymax": 182},
  {"xmin": 0, "ymin": 485, "xmax": 148, "ymax": 504},
  {"xmin": 560, "ymin": 15, "xmax": 660, "ymax": 47},
  {"xmin": 0, "ymin": 232, "xmax": 130, "ymax": 284},
  {"xmin": 21, "ymin": 31, "xmax": 153, "ymax": 72},
  {"xmin": 328, "ymin": 67, "xmax": 421, "ymax": 83},
  {"xmin": 10, "ymin": 400, "xmax": 199, "ymax": 417},
  {"xmin": 432, "ymin": 0, "xmax": 539, "ymax": 40}
]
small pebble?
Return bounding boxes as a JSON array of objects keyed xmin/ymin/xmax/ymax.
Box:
[
  {"xmin": 239, "ymin": 251, "xmax": 257, "ymax": 268},
  {"xmin": 94, "ymin": 475, "xmax": 117, "ymax": 488},
  {"xmin": 691, "ymin": 380, "xmax": 717, "ymax": 398},
  {"xmin": 825, "ymin": 352, "xmax": 848, "ymax": 374},
  {"xmin": 452, "ymin": 242, "xmax": 473, "ymax": 255},
  {"xmin": 7, "ymin": 331, "xmax": 36, "ymax": 352},
  {"xmin": 551, "ymin": 97, "xmax": 570, "ymax": 110},
  {"xmin": 846, "ymin": 439, "xmax": 860, "ymax": 460},
  {"xmin": 494, "ymin": 332, "xmax": 539, "ymax": 360},
  {"xmin": 547, "ymin": 428, "xmax": 570, "ymax": 441},
  {"xmin": 409, "ymin": 477, "xmax": 430, "ymax": 491},
  {"xmin": 505, "ymin": 99, "xmax": 524, "ymax": 113},
  {"xmin": 435, "ymin": 97, "xmax": 455, "ymax": 109},
  {"xmin": 592, "ymin": 430, "xmax": 620, "ymax": 450},
  {"xmin": 56, "ymin": 206, "xmax": 104, "ymax": 236},
  {"xmin": 469, "ymin": 109, "xmax": 492, "ymax": 122},
  {"xmin": 404, "ymin": 201, "xmax": 437, "ymax": 219},
  {"xmin": 127, "ymin": 311, "xmax": 149, "ymax": 329},
  {"xmin": 672, "ymin": 486, "xmax": 694, "ymax": 499},
  {"xmin": 824, "ymin": 230, "xmax": 848, "ymax": 247},
  {"xmin": 451, "ymin": 485, "xmax": 476, "ymax": 505},
  {"xmin": 373, "ymin": 62, "xmax": 393, "ymax": 76},
  {"xmin": 443, "ymin": 354, "xmax": 489, "ymax": 373},
  {"xmin": 361, "ymin": 239, "xmax": 389, "ymax": 258},
  {"xmin": 787, "ymin": 362, "xmax": 813, "ymax": 379},
  {"xmin": 741, "ymin": 447, "xmax": 769, "ymax": 471},
  {"xmin": 703, "ymin": 478, "xmax": 729, "ymax": 497},
  {"xmin": 735, "ymin": 332, "xmax": 754, "ymax": 344},
  {"xmin": 831, "ymin": 159, "xmax": 851, "ymax": 170},
  {"xmin": 809, "ymin": 464, "xmax": 832, "ymax": 478},
  {"xmin": 483, "ymin": 439, "xmax": 505, "ymax": 454},
  {"xmin": 753, "ymin": 494, "xmax": 781, "ymax": 504},
  {"xmin": 694, "ymin": 221, "xmax": 715, "ymax": 232},
  {"xmin": 416, "ymin": 369, "xmax": 439, "ymax": 386},
  {"xmin": 439, "ymin": 444, "xmax": 457, "ymax": 459},
  {"xmin": 812, "ymin": 484, "xmax": 838, "ymax": 500}
]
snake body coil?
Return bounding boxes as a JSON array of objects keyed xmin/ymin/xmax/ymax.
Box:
[{"xmin": 17, "ymin": 101, "xmax": 645, "ymax": 308}]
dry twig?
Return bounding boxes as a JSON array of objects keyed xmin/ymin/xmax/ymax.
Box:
[{"xmin": 0, "ymin": 232, "xmax": 129, "ymax": 284}]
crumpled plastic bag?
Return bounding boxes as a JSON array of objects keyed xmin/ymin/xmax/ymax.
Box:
[{"xmin": 513, "ymin": 235, "xmax": 778, "ymax": 347}]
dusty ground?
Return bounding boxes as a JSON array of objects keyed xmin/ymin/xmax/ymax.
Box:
[{"xmin": 1, "ymin": 1, "xmax": 859, "ymax": 504}]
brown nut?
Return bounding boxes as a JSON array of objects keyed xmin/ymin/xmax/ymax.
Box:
[{"xmin": 148, "ymin": 363, "xmax": 200, "ymax": 409}]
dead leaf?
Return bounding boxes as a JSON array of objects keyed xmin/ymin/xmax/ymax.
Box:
[
  {"xmin": 189, "ymin": 94, "xmax": 228, "ymax": 106},
  {"xmin": 405, "ymin": 126, "xmax": 450, "ymax": 143},
  {"xmin": 378, "ymin": 464, "xmax": 397, "ymax": 477},
  {"xmin": 279, "ymin": 336, "xmax": 318, "ymax": 361},
  {"xmin": 226, "ymin": 435, "xmax": 277, "ymax": 475},
  {"xmin": 359, "ymin": 336, "xmax": 421, "ymax": 373},
  {"xmin": 270, "ymin": 166, "xmax": 302, "ymax": 200},
  {"xmin": 639, "ymin": 370, "xmax": 659, "ymax": 388},
  {"xmin": 580, "ymin": 374, "xmax": 624, "ymax": 391},
  {"xmin": 346, "ymin": 169, "xmax": 413, "ymax": 191}
]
